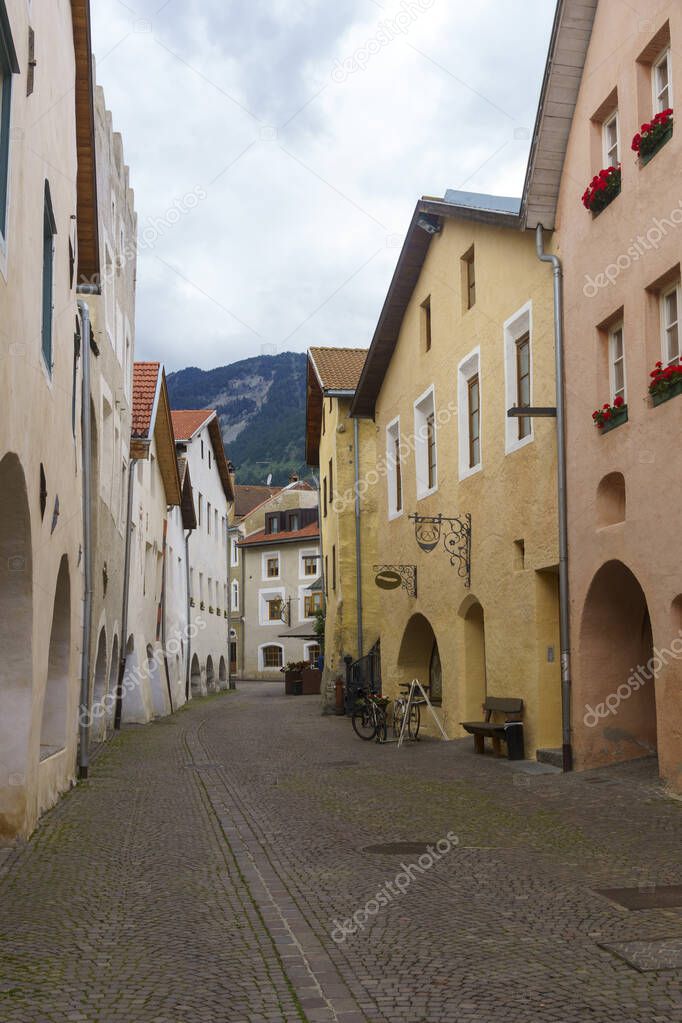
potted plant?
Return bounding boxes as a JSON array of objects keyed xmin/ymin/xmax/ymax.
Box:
[
  {"xmin": 582, "ymin": 165, "xmax": 621, "ymax": 214},
  {"xmin": 632, "ymin": 108, "xmax": 673, "ymax": 165},
  {"xmin": 200, "ymin": 600, "xmax": 205, "ymax": 611},
  {"xmin": 282, "ymin": 660, "xmax": 306, "ymax": 695},
  {"xmin": 649, "ymin": 359, "xmax": 682, "ymax": 406},
  {"xmin": 215, "ymin": 607, "xmax": 221, "ymax": 616},
  {"xmin": 190, "ymin": 597, "xmax": 195, "ymax": 607},
  {"xmin": 592, "ymin": 394, "xmax": 627, "ymax": 433},
  {"xmin": 301, "ymin": 660, "xmax": 322, "ymax": 695},
  {"xmin": 208, "ymin": 605, "xmax": 214, "ymax": 614}
]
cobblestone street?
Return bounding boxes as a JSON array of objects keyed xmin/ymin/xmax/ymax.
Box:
[{"xmin": 2, "ymin": 682, "xmax": 682, "ymax": 1022}]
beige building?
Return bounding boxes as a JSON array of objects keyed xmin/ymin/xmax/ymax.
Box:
[
  {"xmin": 305, "ymin": 347, "xmax": 379, "ymax": 709},
  {"xmin": 236, "ymin": 481, "xmax": 321, "ymax": 679},
  {"xmin": 351, "ymin": 189, "xmax": 562, "ymax": 757},
  {"xmin": 0, "ymin": 1, "xmax": 101, "ymax": 839},
  {"xmin": 536, "ymin": 0, "xmax": 682, "ymax": 787}
]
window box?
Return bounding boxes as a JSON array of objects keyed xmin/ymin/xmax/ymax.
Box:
[
  {"xmin": 190, "ymin": 597, "xmax": 195, "ymax": 607},
  {"xmin": 652, "ymin": 376, "xmax": 682, "ymax": 407},
  {"xmin": 208, "ymin": 605, "xmax": 214, "ymax": 614},
  {"xmin": 633, "ymin": 109, "xmax": 673, "ymax": 166},
  {"xmin": 215, "ymin": 607, "xmax": 221, "ymax": 616},
  {"xmin": 600, "ymin": 405, "xmax": 628, "ymax": 433},
  {"xmin": 200, "ymin": 601, "xmax": 205, "ymax": 611},
  {"xmin": 224, "ymin": 610, "xmax": 228, "ymax": 619},
  {"xmin": 582, "ymin": 166, "xmax": 621, "ymax": 215}
]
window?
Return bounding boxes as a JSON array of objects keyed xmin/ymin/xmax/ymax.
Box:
[
  {"xmin": 654, "ymin": 48, "xmax": 672, "ymax": 112},
  {"xmin": 231, "ymin": 579, "xmax": 239, "ymax": 611},
  {"xmin": 201, "ymin": 439, "xmax": 204, "ymax": 459},
  {"xmin": 289, "ymin": 513, "xmax": 299, "ymax": 532},
  {"xmin": 305, "ymin": 643, "xmax": 321, "ymax": 665},
  {"xmin": 458, "ymin": 349, "xmax": 482, "ymax": 478},
  {"xmin": 414, "ymin": 387, "xmax": 437, "ymax": 498},
  {"xmin": 429, "ymin": 642, "xmax": 442, "ymax": 705},
  {"xmin": 259, "ymin": 588, "xmax": 285, "ymax": 625},
  {"xmin": 0, "ymin": 9, "xmax": 17, "ymax": 245},
  {"xmin": 150, "ymin": 454, "xmax": 156, "ymax": 497},
  {"xmin": 303, "ymin": 554, "xmax": 317, "ymax": 576},
  {"xmin": 267, "ymin": 597, "xmax": 282, "ymax": 621},
  {"xmin": 328, "ymin": 459, "xmax": 333, "ymax": 502},
  {"xmin": 266, "ymin": 555, "xmax": 279, "ymax": 578},
  {"xmin": 463, "ymin": 247, "xmax": 476, "ymax": 309},
  {"xmin": 324, "ymin": 555, "xmax": 328, "ymax": 596},
  {"xmin": 516, "ymin": 334, "xmax": 531, "ymax": 439},
  {"xmin": 421, "ymin": 296, "xmax": 432, "ymax": 351},
  {"xmin": 386, "ymin": 418, "xmax": 403, "ymax": 517},
  {"xmin": 603, "ymin": 110, "xmax": 619, "ymax": 165},
  {"xmin": 661, "ymin": 283, "xmax": 680, "ymax": 365},
  {"xmin": 41, "ymin": 181, "xmax": 56, "ymax": 371},
  {"xmin": 207, "ymin": 501, "xmax": 211, "ymax": 533},
  {"xmin": 304, "ymin": 591, "xmax": 323, "ymax": 617},
  {"xmin": 323, "ymin": 477, "xmax": 327, "ymax": 516},
  {"xmin": 209, "ymin": 450, "xmax": 212, "ymax": 469},
  {"xmin": 261, "ymin": 645, "xmax": 283, "ymax": 669},
  {"xmin": 214, "ymin": 509, "xmax": 218, "ymax": 538},
  {"xmin": 198, "ymin": 493, "xmax": 203, "ymax": 526},
  {"xmin": 609, "ymin": 323, "xmax": 626, "ymax": 401},
  {"xmin": 231, "ymin": 536, "xmax": 239, "ymax": 566},
  {"xmin": 332, "ymin": 545, "xmax": 336, "ymax": 591}
]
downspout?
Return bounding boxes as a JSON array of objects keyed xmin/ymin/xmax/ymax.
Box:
[
  {"xmin": 535, "ymin": 224, "xmax": 572, "ymax": 772},
  {"xmin": 76, "ymin": 299, "xmax": 93, "ymax": 780},
  {"xmin": 184, "ymin": 527, "xmax": 193, "ymax": 701},
  {"xmin": 115, "ymin": 457, "xmax": 137, "ymax": 730},
  {"xmin": 353, "ymin": 417, "xmax": 364, "ymax": 659}
]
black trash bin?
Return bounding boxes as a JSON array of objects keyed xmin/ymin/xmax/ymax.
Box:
[{"xmin": 504, "ymin": 721, "xmax": 525, "ymax": 761}]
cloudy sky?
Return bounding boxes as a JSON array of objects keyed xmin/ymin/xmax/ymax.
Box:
[{"xmin": 91, "ymin": 0, "xmax": 555, "ymax": 373}]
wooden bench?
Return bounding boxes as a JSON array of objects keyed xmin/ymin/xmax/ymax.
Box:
[{"xmin": 461, "ymin": 697, "xmax": 524, "ymax": 760}]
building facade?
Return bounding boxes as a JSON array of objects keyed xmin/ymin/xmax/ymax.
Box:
[
  {"xmin": 236, "ymin": 481, "xmax": 321, "ymax": 679},
  {"xmin": 0, "ymin": 1, "xmax": 100, "ymax": 839},
  {"xmin": 351, "ymin": 192, "xmax": 562, "ymax": 756},
  {"xmin": 305, "ymin": 347, "xmax": 379, "ymax": 709},
  {"xmin": 541, "ymin": 0, "xmax": 682, "ymax": 787},
  {"xmin": 171, "ymin": 409, "xmax": 234, "ymax": 695}
]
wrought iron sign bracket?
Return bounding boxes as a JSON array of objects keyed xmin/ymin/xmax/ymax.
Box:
[
  {"xmin": 373, "ymin": 565, "xmax": 417, "ymax": 598},
  {"xmin": 278, "ymin": 597, "xmax": 291, "ymax": 626},
  {"xmin": 408, "ymin": 513, "xmax": 471, "ymax": 588}
]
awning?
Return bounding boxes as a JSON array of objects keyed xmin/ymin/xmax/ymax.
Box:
[
  {"xmin": 307, "ymin": 576, "xmax": 323, "ymax": 591},
  {"xmin": 277, "ymin": 622, "xmax": 320, "ymax": 640}
]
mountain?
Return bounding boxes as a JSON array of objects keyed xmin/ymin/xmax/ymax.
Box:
[{"xmin": 166, "ymin": 352, "xmax": 308, "ymax": 486}]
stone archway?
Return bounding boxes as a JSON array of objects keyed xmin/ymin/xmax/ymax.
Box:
[
  {"xmin": 206, "ymin": 655, "xmax": 216, "ymax": 693},
  {"xmin": 0, "ymin": 453, "xmax": 33, "ymax": 838},
  {"xmin": 579, "ymin": 560, "xmax": 656, "ymax": 767},
  {"xmin": 397, "ymin": 614, "xmax": 441, "ymax": 701},
  {"xmin": 91, "ymin": 627, "xmax": 108, "ymax": 743},
  {"xmin": 107, "ymin": 634, "xmax": 119, "ymax": 730},
  {"xmin": 41, "ymin": 556, "xmax": 71, "ymax": 759},
  {"xmin": 458, "ymin": 596, "xmax": 487, "ymax": 721},
  {"xmin": 147, "ymin": 644, "xmax": 167, "ymax": 718},
  {"xmin": 190, "ymin": 654, "xmax": 202, "ymax": 698},
  {"xmin": 218, "ymin": 656, "xmax": 227, "ymax": 690}
]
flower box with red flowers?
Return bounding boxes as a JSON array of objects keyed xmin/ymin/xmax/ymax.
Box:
[
  {"xmin": 632, "ymin": 109, "xmax": 673, "ymax": 166},
  {"xmin": 592, "ymin": 395, "xmax": 627, "ymax": 433},
  {"xmin": 582, "ymin": 165, "xmax": 621, "ymax": 215},
  {"xmin": 649, "ymin": 359, "xmax": 682, "ymax": 406}
]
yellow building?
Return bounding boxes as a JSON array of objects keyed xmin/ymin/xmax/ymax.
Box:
[
  {"xmin": 351, "ymin": 192, "xmax": 562, "ymax": 757},
  {"xmin": 305, "ymin": 348, "xmax": 379, "ymax": 710}
]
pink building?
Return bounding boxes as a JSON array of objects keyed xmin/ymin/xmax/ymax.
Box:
[{"xmin": 529, "ymin": 0, "xmax": 682, "ymax": 785}]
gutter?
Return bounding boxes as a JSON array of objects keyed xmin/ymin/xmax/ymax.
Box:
[
  {"xmin": 535, "ymin": 224, "xmax": 572, "ymax": 773},
  {"xmin": 115, "ymin": 456, "xmax": 137, "ymax": 729},
  {"xmin": 353, "ymin": 418, "xmax": 364, "ymax": 659},
  {"xmin": 185, "ymin": 527, "xmax": 193, "ymax": 700},
  {"xmin": 76, "ymin": 298, "xmax": 94, "ymax": 779}
]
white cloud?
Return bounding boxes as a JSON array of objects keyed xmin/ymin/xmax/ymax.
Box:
[{"xmin": 92, "ymin": 0, "xmax": 555, "ymax": 371}]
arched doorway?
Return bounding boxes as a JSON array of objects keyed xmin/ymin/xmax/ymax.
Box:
[
  {"xmin": 397, "ymin": 614, "xmax": 442, "ymax": 703},
  {"xmin": 147, "ymin": 644, "xmax": 167, "ymax": 717},
  {"xmin": 218, "ymin": 656, "xmax": 227, "ymax": 689},
  {"xmin": 107, "ymin": 634, "xmax": 119, "ymax": 729},
  {"xmin": 91, "ymin": 627, "xmax": 108, "ymax": 742},
  {"xmin": 579, "ymin": 561, "xmax": 656, "ymax": 766},
  {"xmin": 459, "ymin": 597, "xmax": 487, "ymax": 721},
  {"xmin": 41, "ymin": 556, "xmax": 71, "ymax": 758},
  {"xmin": 206, "ymin": 655, "xmax": 216, "ymax": 693},
  {"xmin": 190, "ymin": 654, "xmax": 202, "ymax": 698},
  {"xmin": 0, "ymin": 453, "xmax": 33, "ymax": 838}
]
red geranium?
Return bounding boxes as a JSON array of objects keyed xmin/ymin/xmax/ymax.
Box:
[
  {"xmin": 632, "ymin": 108, "xmax": 673, "ymax": 156},
  {"xmin": 649, "ymin": 356, "xmax": 682, "ymax": 397},
  {"xmin": 582, "ymin": 165, "xmax": 621, "ymax": 213},
  {"xmin": 593, "ymin": 395, "xmax": 626, "ymax": 429}
]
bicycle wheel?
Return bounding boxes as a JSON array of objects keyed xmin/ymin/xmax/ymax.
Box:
[
  {"xmin": 392, "ymin": 698, "xmax": 406, "ymax": 739},
  {"xmin": 352, "ymin": 701, "xmax": 377, "ymax": 740},
  {"xmin": 408, "ymin": 702, "xmax": 421, "ymax": 740},
  {"xmin": 375, "ymin": 708, "xmax": 388, "ymax": 744}
]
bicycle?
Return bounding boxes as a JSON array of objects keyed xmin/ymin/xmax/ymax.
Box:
[
  {"xmin": 391, "ymin": 682, "xmax": 426, "ymax": 741},
  {"xmin": 351, "ymin": 689, "xmax": 388, "ymax": 742}
]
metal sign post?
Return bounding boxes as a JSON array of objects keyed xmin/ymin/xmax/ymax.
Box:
[{"xmin": 397, "ymin": 678, "xmax": 451, "ymax": 748}]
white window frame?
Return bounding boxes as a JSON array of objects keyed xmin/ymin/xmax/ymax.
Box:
[
  {"xmin": 608, "ymin": 321, "xmax": 626, "ymax": 402},
  {"xmin": 304, "ymin": 641, "xmax": 321, "ymax": 664},
  {"xmin": 258, "ymin": 643, "xmax": 284, "ymax": 670},
  {"xmin": 653, "ymin": 47, "xmax": 673, "ymax": 113},
  {"xmin": 386, "ymin": 416, "xmax": 403, "ymax": 519},
  {"xmin": 661, "ymin": 281, "xmax": 680, "ymax": 366},
  {"xmin": 413, "ymin": 385, "xmax": 437, "ymax": 500},
  {"xmin": 231, "ymin": 579, "xmax": 239, "ymax": 612},
  {"xmin": 503, "ymin": 301, "xmax": 534, "ymax": 454},
  {"xmin": 458, "ymin": 347, "xmax": 482, "ymax": 479},
  {"xmin": 602, "ymin": 110, "xmax": 620, "ymax": 166},
  {"xmin": 299, "ymin": 547, "xmax": 319, "ymax": 580},
  {"xmin": 299, "ymin": 584, "xmax": 323, "ymax": 621},
  {"xmin": 230, "ymin": 536, "xmax": 239, "ymax": 566},
  {"xmin": 261, "ymin": 550, "xmax": 280, "ymax": 581},
  {"xmin": 258, "ymin": 586, "xmax": 285, "ymax": 626}
]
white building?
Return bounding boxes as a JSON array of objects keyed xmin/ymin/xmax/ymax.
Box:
[
  {"xmin": 120, "ymin": 362, "xmax": 182, "ymax": 723},
  {"xmin": 171, "ymin": 410, "xmax": 234, "ymax": 695},
  {"xmin": 166, "ymin": 456, "xmax": 197, "ymax": 705}
]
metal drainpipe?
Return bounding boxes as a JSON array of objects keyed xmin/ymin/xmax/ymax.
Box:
[
  {"xmin": 115, "ymin": 457, "xmax": 137, "ymax": 730},
  {"xmin": 185, "ymin": 528, "xmax": 193, "ymax": 701},
  {"xmin": 535, "ymin": 224, "xmax": 572, "ymax": 773},
  {"xmin": 76, "ymin": 299, "xmax": 93, "ymax": 780},
  {"xmin": 353, "ymin": 417, "xmax": 364, "ymax": 659}
]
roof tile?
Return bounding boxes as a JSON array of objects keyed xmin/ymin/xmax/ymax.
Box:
[
  {"xmin": 309, "ymin": 347, "xmax": 367, "ymax": 392},
  {"xmin": 132, "ymin": 362, "xmax": 160, "ymax": 438}
]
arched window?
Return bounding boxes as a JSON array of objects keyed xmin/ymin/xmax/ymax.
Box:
[
  {"xmin": 429, "ymin": 641, "xmax": 442, "ymax": 705},
  {"xmin": 261, "ymin": 645, "xmax": 283, "ymax": 669}
]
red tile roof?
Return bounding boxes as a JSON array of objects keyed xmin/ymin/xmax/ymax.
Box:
[
  {"xmin": 309, "ymin": 347, "xmax": 368, "ymax": 391},
  {"xmin": 238, "ymin": 520, "xmax": 320, "ymax": 547},
  {"xmin": 132, "ymin": 362, "xmax": 161, "ymax": 438},
  {"xmin": 170, "ymin": 409, "xmax": 215, "ymax": 442}
]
